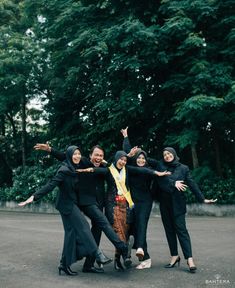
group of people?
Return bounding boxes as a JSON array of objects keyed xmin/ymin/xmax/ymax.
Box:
[{"xmin": 19, "ymin": 127, "xmax": 217, "ymax": 275}]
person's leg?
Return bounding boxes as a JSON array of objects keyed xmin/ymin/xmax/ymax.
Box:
[
  {"xmin": 134, "ymin": 202, "xmax": 152, "ymax": 261},
  {"xmin": 112, "ymin": 204, "xmax": 130, "ymax": 270},
  {"xmin": 174, "ymin": 214, "xmax": 192, "ymax": 259},
  {"xmin": 60, "ymin": 213, "xmax": 79, "ymax": 269},
  {"xmin": 83, "ymin": 206, "xmax": 105, "ymax": 273},
  {"xmin": 160, "ymin": 203, "xmax": 178, "ymax": 257},
  {"xmin": 174, "ymin": 214, "xmax": 196, "ymax": 272},
  {"xmin": 81, "ymin": 205, "xmax": 127, "ymax": 251}
]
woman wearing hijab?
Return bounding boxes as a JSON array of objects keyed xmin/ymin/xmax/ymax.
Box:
[
  {"xmin": 151, "ymin": 147, "xmax": 217, "ymax": 273},
  {"xmin": 121, "ymin": 128, "xmax": 170, "ymax": 269},
  {"xmin": 18, "ymin": 146, "xmax": 112, "ymax": 275},
  {"xmin": 79, "ymin": 150, "xmax": 168, "ymax": 271}
]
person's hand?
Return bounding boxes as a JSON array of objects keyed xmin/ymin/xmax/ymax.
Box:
[
  {"xmin": 127, "ymin": 146, "xmax": 140, "ymax": 157},
  {"xmin": 34, "ymin": 142, "xmax": 51, "ymax": 152},
  {"xmin": 175, "ymin": 180, "xmax": 188, "ymax": 191},
  {"xmin": 18, "ymin": 195, "xmax": 34, "ymax": 207},
  {"xmin": 204, "ymin": 198, "xmax": 217, "ymax": 204},
  {"xmin": 155, "ymin": 170, "xmax": 171, "ymax": 177},
  {"xmin": 76, "ymin": 168, "xmax": 94, "ymax": 173},
  {"xmin": 120, "ymin": 127, "xmax": 128, "ymax": 138}
]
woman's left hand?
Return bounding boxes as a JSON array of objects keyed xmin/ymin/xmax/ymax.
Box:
[{"xmin": 204, "ymin": 198, "xmax": 217, "ymax": 204}]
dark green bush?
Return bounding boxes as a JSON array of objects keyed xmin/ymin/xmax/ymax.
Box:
[
  {"xmin": 185, "ymin": 169, "xmax": 235, "ymax": 204},
  {"xmin": 0, "ymin": 164, "xmax": 59, "ymax": 203}
]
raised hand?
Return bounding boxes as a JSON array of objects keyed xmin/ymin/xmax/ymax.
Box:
[
  {"xmin": 18, "ymin": 195, "xmax": 34, "ymax": 207},
  {"xmin": 120, "ymin": 127, "xmax": 128, "ymax": 138},
  {"xmin": 34, "ymin": 142, "xmax": 51, "ymax": 152},
  {"xmin": 127, "ymin": 146, "xmax": 140, "ymax": 157},
  {"xmin": 175, "ymin": 180, "xmax": 188, "ymax": 191}
]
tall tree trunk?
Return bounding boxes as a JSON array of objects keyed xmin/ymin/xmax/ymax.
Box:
[
  {"xmin": 6, "ymin": 113, "xmax": 17, "ymax": 139},
  {"xmin": 0, "ymin": 115, "xmax": 5, "ymax": 136},
  {"xmin": 191, "ymin": 144, "xmax": 199, "ymax": 169},
  {"xmin": 214, "ymin": 138, "xmax": 223, "ymax": 177},
  {"xmin": 21, "ymin": 94, "xmax": 26, "ymax": 170}
]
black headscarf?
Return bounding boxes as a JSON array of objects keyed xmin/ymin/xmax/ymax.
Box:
[
  {"xmin": 113, "ymin": 150, "xmax": 127, "ymax": 168},
  {"xmin": 131, "ymin": 149, "xmax": 148, "ymax": 167},
  {"xmin": 61, "ymin": 145, "xmax": 81, "ymax": 175},
  {"xmin": 163, "ymin": 147, "xmax": 180, "ymax": 168}
]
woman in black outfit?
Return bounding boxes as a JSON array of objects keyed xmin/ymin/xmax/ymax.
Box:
[
  {"xmin": 151, "ymin": 147, "xmax": 217, "ymax": 273},
  {"xmin": 18, "ymin": 145, "xmax": 112, "ymax": 275},
  {"xmin": 121, "ymin": 128, "xmax": 170, "ymax": 269}
]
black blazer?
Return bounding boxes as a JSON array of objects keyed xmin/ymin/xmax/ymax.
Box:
[
  {"xmin": 156, "ymin": 161, "xmax": 205, "ymax": 217},
  {"xmin": 50, "ymin": 148, "xmax": 105, "ymax": 206},
  {"xmin": 33, "ymin": 165, "xmax": 79, "ymax": 215}
]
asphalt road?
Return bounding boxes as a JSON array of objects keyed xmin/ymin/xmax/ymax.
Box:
[{"xmin": 0, "ymin": 211, "xmax": 234, "ymax": 288}]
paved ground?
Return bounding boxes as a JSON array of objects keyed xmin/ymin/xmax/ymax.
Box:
[{"xmin": 0, "ymin": 211, "xmax": 234, "ymax": 288}]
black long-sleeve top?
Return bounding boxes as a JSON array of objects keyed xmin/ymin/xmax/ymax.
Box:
[
  {"xmin": 122, "ymin": 137, "xmax": 155, "ymax": 203},
  {"xmin": 123, "ymin": 137, "xmax": 205, "ymax": 216},
  {"xmin": 33, "ymin": 165, "xmax": 79, "ymax": 215},
  {"xmin": 50, "ymin": 148, "xmax": 106, "ymax": 207}
]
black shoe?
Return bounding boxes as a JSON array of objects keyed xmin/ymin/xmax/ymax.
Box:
[
  {"xmin": 187, "ymin": 260, "xmax": 197, "ymax": 273},
  {"xmin": 124, "ymin": 257, "xmax": 132, "ymax": 268},
  {"xmin": 114, "ymin": 257, "xmax": 124, "ymax": 271},
  {"xmin": 95, "ymin": 249, "xmax": 113, "ymax": 266},
  {"xmin": 164, "ymin": 256, "xmax": 181, "ymax": 268},
  {"xmin": 82, "ymin": 266, "xmax": 104, "ymax": 273},
  {"xmin": 58, "ymin": 265, "xmax": 78, "ymax": 276}
]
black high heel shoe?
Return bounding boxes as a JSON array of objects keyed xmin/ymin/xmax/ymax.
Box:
[
  {"xmin": 58, "ymin": 265, "xmax": 78, "ymax": 276},
  {"xmin": 164, "ymin": 256, "xmax": 181, "ymax": 268},
  {"xmin": 187, "ymin": 260, "xmax": 197, "ymax": 273}
]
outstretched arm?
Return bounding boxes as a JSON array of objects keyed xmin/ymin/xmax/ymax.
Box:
[
  {"xmin": 180, "ymin": 167, "xmax": 217, "ymax": 204},
  {"xmin": 34, "ymin": 142, "xmax": 66, "ymax": 161},
  {"xmin": 18, "ymin": 195, "xmax": 34, "ymax": 206},
  {"xmin": 18, "ymin": 171, "xmax": 65, "ymax": 206}
]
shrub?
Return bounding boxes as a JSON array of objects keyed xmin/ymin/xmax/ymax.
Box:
[{"xmin": 0, "ymin": 164, "xmax": 59, "ymax": 203}]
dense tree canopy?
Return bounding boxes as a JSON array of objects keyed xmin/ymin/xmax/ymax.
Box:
[{"xmin": 0, "ymin": 0, "xmax": 234, "ymax": 202}]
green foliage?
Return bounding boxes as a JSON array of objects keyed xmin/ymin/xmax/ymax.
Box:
[
  {"xmin": 185, "ymin": 177, "xmax": 235, "ymax": 205},
  {"xmin": 0, "ymin": 0, "xmax": 234, "ymax": 204},
  {"xmin": 0, "ymin": 164, "xmax": 59, "ymax": 203}
]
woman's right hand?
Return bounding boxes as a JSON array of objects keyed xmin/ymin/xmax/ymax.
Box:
[
  {"xmin": 18, "ymin": 195, "xmax": 34, "ymax": 207},
  {"xmin": 175, "ymin": 180, "xmax": 188, "ymax": 191},
  {"xmin": 127, "ymin": 146, "xmax": 140, "ymax": 157}
]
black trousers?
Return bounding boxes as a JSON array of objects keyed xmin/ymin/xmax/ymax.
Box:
[
  {"xmin": 60, "ymin": 204, "xmax": 98, "ymax": 267},
  {"xmin": 160, "ymin": 199, "xmax": 192, "ymax": 259},
  {"xmin": 134, "ymin": 201, "xmax": 152, "ymax": 260},
  {"xmin": 81, "ymin": 204, "xmax": 126, "ymax": 268},
  {"xmin": 83, "ymin": 204, "xmax": 103, "ymax": 268}
]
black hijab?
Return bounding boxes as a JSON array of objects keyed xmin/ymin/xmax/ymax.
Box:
[
  {"xmin": 61, "ymin": 145, "xmax": 81, "ymax": 175},
  {"xmin": 131, "ymin": 149, "xmax": 148, "ymax": 167},
  {"xmin": 113, "ymin": 150, "xmax": 127, "ymax": 169},
  {"xmin": 163, "ymin": 147, "xmax": 180, "ymax": 168}
]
